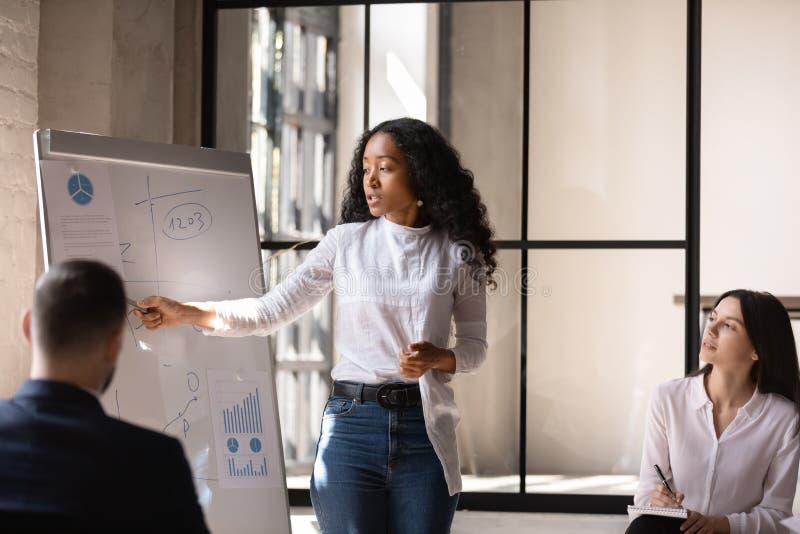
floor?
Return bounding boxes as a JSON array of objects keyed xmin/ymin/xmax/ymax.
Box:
[
  {"xmin": 286, "ymin": 474, "xmax": 638, "ymax": 495},
  {"xmin": 285, "ymin": 473, "xmax": 635, "ymax": 533},
  {"xmin": 290, "ymin": 508, "xmax": 630, "ymax": 534}
]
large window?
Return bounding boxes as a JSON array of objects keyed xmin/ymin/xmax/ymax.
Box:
[
  {"xmin": 216, "ymin": 6, "xmax": 340, "ymax": 479},
  {"xmin": 207, "ymin": 0, "xmax": 703, "ymax": 513}
]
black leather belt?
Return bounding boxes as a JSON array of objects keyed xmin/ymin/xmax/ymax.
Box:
[{"xmin": 332, "ymin": 380, "xmax": 421, "ymax": 410}]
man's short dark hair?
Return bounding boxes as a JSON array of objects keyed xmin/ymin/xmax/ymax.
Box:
[{"xmin": 33, "ymin": 260, "xmax": 126, "ymax": 356}]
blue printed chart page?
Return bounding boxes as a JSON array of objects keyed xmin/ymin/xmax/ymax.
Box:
[
  {"xmin": 207, "ymin": 369, "xmax": 282, "ymax": 489},
  {"xmin": 40, "ymin": 161, "xmax": 124, "ymax": 273}
]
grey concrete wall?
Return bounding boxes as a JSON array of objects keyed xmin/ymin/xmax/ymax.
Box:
[
  {"xmin": 215, "ymin": 9, "xmax": 249, "ymax": 153},
  {"xmin": 111, "ymin": 0, "xmax": 175, "ymax": 143},
  {"xmin": 38, "ymin": 0, "xmax": 113, "ymax": 135},
  {"xmin": 173, "ymin": 0, "xmax": 202, "ymax": 146},
  {"xmin": 38, "ymin": 0, "xmax": 199, "ymax": 144}
]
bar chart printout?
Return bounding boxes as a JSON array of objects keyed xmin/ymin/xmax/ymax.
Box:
[{"xmin": 207, "ymin": 369, "xmax": 278, "ymax": 488}]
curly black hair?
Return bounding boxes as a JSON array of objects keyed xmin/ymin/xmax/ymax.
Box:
[{"xmin": 340, "ymin": 117, "xmax": 497, "ymax": 287}]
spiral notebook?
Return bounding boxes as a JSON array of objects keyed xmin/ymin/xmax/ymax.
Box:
[{"xmin": 627, "ymin": 505, "xmax": 688, "ymax": 520}]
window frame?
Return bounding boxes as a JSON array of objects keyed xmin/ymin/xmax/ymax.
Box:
[{"xmin": 201, "ymin": 0, "xmax": 702, "ymax": 514}]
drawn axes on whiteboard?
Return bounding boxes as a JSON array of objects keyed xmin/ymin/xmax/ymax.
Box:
[
  {"xmin": 131, "ymin": 180, "xmax": 205, "ymax": 297},
  {"xmin": 133, "ymin": 188, "xmax": 203, "ymax": 206}
]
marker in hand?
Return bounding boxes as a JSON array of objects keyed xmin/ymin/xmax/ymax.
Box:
[{"xmin": 127, "ymin": 298, "xmax": 151, "ymax": 315}]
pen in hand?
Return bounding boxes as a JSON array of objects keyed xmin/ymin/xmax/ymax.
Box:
[{"xmin": 653, "ymin": 464, "xmax": 684, "ymax": 508}]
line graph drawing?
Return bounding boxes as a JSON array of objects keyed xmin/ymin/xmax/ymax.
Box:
[
  {"xmin": 163, "ymin": 395, "xmax": 198, "ymax": 436},
  {"xmin": 163, "ymin": 371, "xmax": 202, "ymax": 438}
]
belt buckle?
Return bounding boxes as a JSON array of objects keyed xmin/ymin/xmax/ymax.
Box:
[{"xmin": 376, "ymin": 383, "xmax": 407, "ymax": 410}]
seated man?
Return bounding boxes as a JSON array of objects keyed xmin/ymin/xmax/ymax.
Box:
[{"xmin": 0, "ymin": 260, "xmax": 209, "ymax": 533}]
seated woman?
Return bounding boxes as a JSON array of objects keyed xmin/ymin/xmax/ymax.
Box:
[{"xmin": 628, "ymin": 290, "xmax": 800, "ymax": 534}]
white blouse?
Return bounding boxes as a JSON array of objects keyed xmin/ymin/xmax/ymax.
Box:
[
  {"xmin": 204, "ymin": 214, "xmax": 488, "ymax": 495},
  {"xmin": 634, "ymin": 375, "xmax": 800, "ymax": 533}
]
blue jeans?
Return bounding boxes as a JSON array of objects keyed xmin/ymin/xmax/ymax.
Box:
[{"xmin": 310, "ymin": 395, "xmax": 459, "ymax": 534}]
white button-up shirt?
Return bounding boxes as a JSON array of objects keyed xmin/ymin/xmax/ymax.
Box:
[
  {"xmin": 204, "ymin": 214, "xmax": 488, "ymax": 495},
  {"xmin": 634, "ymin": 375, "xmax": 800, "ymax": 533}
]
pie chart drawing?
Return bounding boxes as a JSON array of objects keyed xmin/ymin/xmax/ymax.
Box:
[
  {"xmin": 67, "ymin": 173, "xmax": 93, "ymax": 205},
  {"xmin": 227, "ymin": 437, "xmax": 239, "ymax": 453}
]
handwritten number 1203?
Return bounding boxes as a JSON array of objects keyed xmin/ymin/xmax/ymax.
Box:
[
  {"xmin": 169, "ymin": 212, "xmax": 205, "ymax": 231},
  {"xmin": 162, "ymin": 203, "xmax": 212, "ymax": 241}
]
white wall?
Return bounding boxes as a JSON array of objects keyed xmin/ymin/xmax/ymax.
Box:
[
  {"xmin": 368, "ymin": 4, "xmax": 438, "ymax": 126},
  {"xmin": 530, "ymin": 0, "xmax": 686, "ymax": 241},
  {"xmin": 701, "ymin": 0, "xmax": 800, "ymax": 296},
  {"xmin": 0, "ymin": 0, "xmax": 40, "ymax": 397},
  {"xmin": 526, "ymin": 250, "xmax": 684, "ymax": 475}
]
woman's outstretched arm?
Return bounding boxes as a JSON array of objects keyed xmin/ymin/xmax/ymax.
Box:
[{"xmin": 135, "ymin": 226, "xmax": 339, "ymax": 337}]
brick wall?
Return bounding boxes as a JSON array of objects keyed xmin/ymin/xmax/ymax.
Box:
[{"xmin": 0, "ymin": 0, "xmax": 39, "ymax": 396}]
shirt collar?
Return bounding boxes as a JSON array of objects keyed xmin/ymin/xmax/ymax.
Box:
[
  {"xmin": 739, "ymin": 384, "xmax": 766, "ymax": 419},
  {"xmin": 380, "ymin": 214, "xmax": 432, "ymax": 236},
  {"xmin": 689, "ymin": 372, "xmax": 765, "ymax": 418},
  {"xmin": 690, "ymin": 374, "xmax": 711, "ymax": 410}
]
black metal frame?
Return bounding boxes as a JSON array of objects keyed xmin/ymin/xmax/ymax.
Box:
[
  {"xmin": 518, "ymin": 0, "xmax": 531, "ymax": 497},
  {"xmin": 201, "ymin": 0, "xmax": 702, "ymax": 515},
  {"xmin": 686, "ymin": 0, "xmax": 702, "ymax": 373}
]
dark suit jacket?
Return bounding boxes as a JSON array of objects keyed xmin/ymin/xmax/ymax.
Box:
[{"xmin": 0, "ymin": 379, "xmax": 210, "ymax": 534}]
